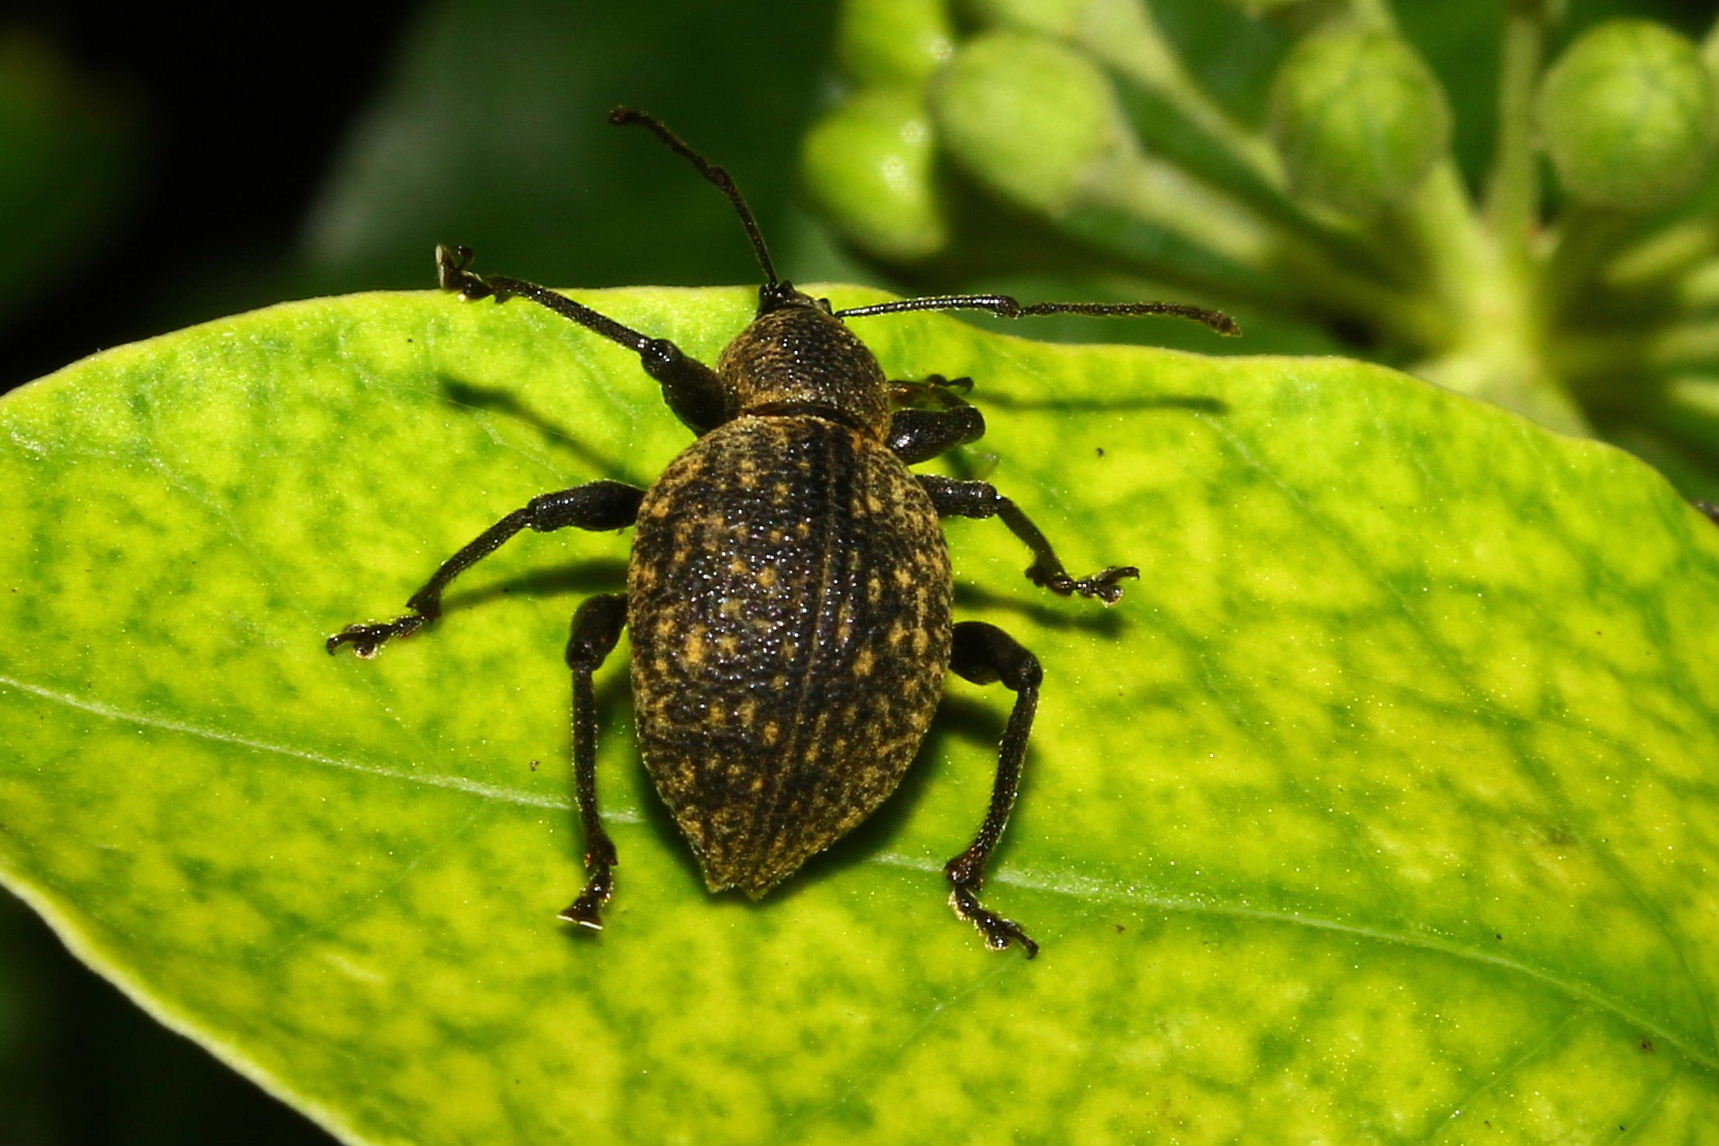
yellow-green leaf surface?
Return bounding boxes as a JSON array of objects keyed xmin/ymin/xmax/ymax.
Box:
[{"xmin": 3, "ymin": 287, "xmax": 1717, "ymax": 1144}]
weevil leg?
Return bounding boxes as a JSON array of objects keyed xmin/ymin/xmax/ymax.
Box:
[
  {"xmin": 944, "ymin": 621, "xmax": 1043, "ymax": 958},
  {"xmin": 887, "ymin": 374, "xmax": 984, "ymax": 465},
  {"xmin": 326, "ymin": 480, "xmax": 643, "ymax": 656},
  {"xmin": 887, "ymin": 405, "xmax": 986, "ymax": 465},
  {"xmin": 918, "ymin": 474, "xmax": 1139, "ymax": 604},
  {"xmin": 888, "ymin": 373, "xmax": 974, "ymax": 410},
  {"xmin": 437, "ymin": 244, "xmax": 728, "ymax": 434},
  {"xmin": 559, "ymin": 593, "xmax": 629, "ymax": 929}
]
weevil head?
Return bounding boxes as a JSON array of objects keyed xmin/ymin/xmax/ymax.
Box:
[{"xmin": 715, "ymin": 281, "xmax": 890, "ymax": 438}]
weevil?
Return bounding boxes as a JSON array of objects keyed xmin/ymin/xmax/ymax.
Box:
[{"xmin": 328, "ymin": 108, "xmax": 1237, "ymax": 956}]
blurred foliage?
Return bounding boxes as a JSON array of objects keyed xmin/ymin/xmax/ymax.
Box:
[
  {"xmin": 805, "ymin": 0, "xmax": 1719, "ymax": 501},
  {"xmin": 291, "ymin": 0, "xmax": 840, "ymax": 296},
  {"xmin": 0, "ymin": 29, "xmax": 140, "ymax": 330}
]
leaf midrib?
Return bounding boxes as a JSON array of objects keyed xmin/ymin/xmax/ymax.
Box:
[{"xmin": 4, "ymin": 669, "xmax": 1712, "ymax": 1074}]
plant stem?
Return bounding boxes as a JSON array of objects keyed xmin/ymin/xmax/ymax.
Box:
[
  {"xmin": 1088, "ymin": 150, "xmax": 1280, "ymax": 269},
  {"xmin": 1542, "ymin": 206, "xmax": 1636, "ymax": 317},
  {"xmin": 1485, "ymin": 0, "xmax": 1552, "ymax": 268},
  {"xmin": 1603, "ymin": 217, "xmax": 1719, "ymax": 290},
  {"xmin": 1676, "ymin": 259, "xmax": 1719, "ymax": 310},
  {"xmin": 1346, "ymin": 0, "xmax": 1398, "ymax": 32},
  {"xmin": 1077, "ymin": 0, "xmax": 1285, "ymax": 187},
  {"xmin": 1088, "ymin": 151, "xmax": 1441, "ymax": 342},
  {"xmin": 1650, "ymin": 321, "xmax": 1719, "ymax": 369},
  {"xmin": 1389, "ymin": 161, "xmax": 1590, "ymax": 430},
  {"xmin": 1559, "ymin": 321, "xmax": 1719, "ymax": 379},
  {"xmin": 1083, "ymin": 0, "xmax": 1399, "ymax": 288},
  {"xmin": 1387, "ymin": 163, "xmax": 1491, "ymax": 322}
]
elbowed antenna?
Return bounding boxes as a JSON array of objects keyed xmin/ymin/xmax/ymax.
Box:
[
  {"xmin": 609, "ymin": 107, "xmax": 780, "ymax": 289},
  {"xmin": 836, "ymin": 294, "xmax": 1241, "ymax": 337}
]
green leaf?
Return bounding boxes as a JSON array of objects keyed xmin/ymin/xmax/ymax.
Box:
[{"xmin": 2, "ymin": 288, "xmax": 1716, "ymax": 1144}]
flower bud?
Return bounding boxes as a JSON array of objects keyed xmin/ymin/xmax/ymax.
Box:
[
  {"xmin": 1267, "ymin": 28, "xmax": 1452, "ymax": 216},
  {"xmin": 1537, "ymin": 20, "xmax": 1717, "ymax": 211},
  {"xmin": 802, "ymin": 91, "xmax": 947, "ymax": 261},
  {"xmin": 929, "ymin": 32, "xmax": 1126, "ymax": 216},
  {"xmin": 963, "ymin": 0, "xmax": 1089, "ymax": 38},
  {"xmin": 836, "ymin": 0, "xmax": 956, "ymax": 88}
]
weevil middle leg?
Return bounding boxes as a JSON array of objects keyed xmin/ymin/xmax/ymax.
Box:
[{"xmin": 918, "ymin": 474, "xmax": 1139, "ymax": 603}]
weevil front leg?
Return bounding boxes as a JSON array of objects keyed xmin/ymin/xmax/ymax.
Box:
[
  {"xmin": 326, "ymin": 480, "xmax": 643, "ymax": 656},
  {"xmin": 945, "ymin": 621, "xmax": 1043, "ymax": 957},
  {"xmin": 559, "ymin": 593, "xmax": 629, "ymax": 929},
  {"xmin": 918, "ymin": 474, "xmax": 1138, "ymax": 604},
  {"xmin": 438, "ymin": 244, "xmax": 729, "ymax": 434},
  {"xmin": 888, "ymin": 373, "xmax": 973, "ymax": 410},
  {"xmin": 887, "ymin": 404, "xmax": 986, "ymax": 465},
  {"xmin": 885, "ymin": 375, "xmax": 983, "ymax": 466}
]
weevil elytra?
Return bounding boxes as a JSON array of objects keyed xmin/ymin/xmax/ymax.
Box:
[{"xmin": 328, "ymin": 108, "xmax": 1237, "ymax": 956}]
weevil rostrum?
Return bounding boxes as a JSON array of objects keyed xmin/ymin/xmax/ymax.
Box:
[{"xmin": 327, "ymin": 108, "xmax": 1237, "ymax": 957}]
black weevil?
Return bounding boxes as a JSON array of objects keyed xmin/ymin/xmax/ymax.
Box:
[{"xmin": 328, "ymin": 108, "xmax": 1237, "ymax": 956}]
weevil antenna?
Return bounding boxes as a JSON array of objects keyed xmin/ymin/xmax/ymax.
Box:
[
  {"xmin": 835, "ymin": 294, "xmax": 1241, "ymax": 337},
  {"xmin": 610, "ymin": 107, "xmax": 780, "ymax": 289}
]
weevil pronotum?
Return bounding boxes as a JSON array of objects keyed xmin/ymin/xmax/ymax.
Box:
[{"xmin": 328, "ymin": 108, "xmax": 1237, "ymax": 956}]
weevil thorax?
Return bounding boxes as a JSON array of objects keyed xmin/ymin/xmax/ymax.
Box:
[{"xmin": 716, "ymin": 283, "xmax": 890, "ymax": 439}]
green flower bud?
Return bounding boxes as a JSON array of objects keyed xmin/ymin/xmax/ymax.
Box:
[
  {"xmin": 1537, "ymin": 20, "xmax": 1718, "ymax": 211},
  {"xmin": 929, "ymin": 32, "xmax": 1126, "ymax": 216},
  {"xmin": 964, "ymin": 0, "xmax": 1090, "ymax": 38},
  {"xmin": 802, "ymin": 91, "xmax": 947, "ymax": 261},
  {"xmin": 1267, "ymin": 28, "xmax": 1452, "ymax": 216},
  {"xmin": 836, "ymin": 0, "xmax": 956, "ymax": 88}
]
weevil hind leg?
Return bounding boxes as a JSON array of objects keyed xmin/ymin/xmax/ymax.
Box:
[
  {"xmin": 558, "ymin": 593, "xmax": 629, "ymax": 930},
  {"xmin": 943, "ymin": 621, "xmax": 1043, "ymax": 957}
]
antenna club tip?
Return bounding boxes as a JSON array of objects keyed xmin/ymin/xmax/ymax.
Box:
[
  {"xmin": 609, "ymin": 106, "xmax": 641, "ymax": 127},
  {"xmin": 1211, "ymin": 313, "xmax": 1242, "ymax": 337}
]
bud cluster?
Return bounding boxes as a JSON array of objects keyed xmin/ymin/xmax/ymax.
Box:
[{"xmin": 802, "ymin": 1, "xmax": 1719, "ymax": 503}]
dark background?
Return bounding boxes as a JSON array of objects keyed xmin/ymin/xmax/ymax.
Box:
[{"xmin": 1, "ymin": 3, "xmax": 851, "ymax": 395}]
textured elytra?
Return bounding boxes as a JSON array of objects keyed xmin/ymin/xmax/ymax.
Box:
[{"xmin": 629, "ymin": 414, "xmax": 952, "ymax": 896}]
